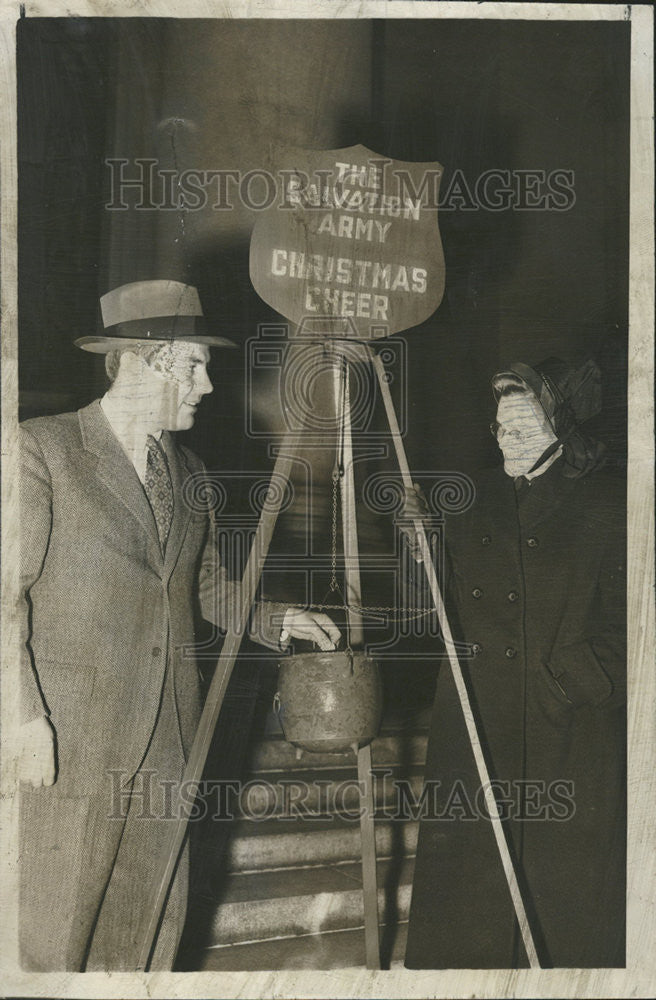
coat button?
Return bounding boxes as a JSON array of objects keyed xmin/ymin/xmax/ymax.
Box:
[
  {"xmin": 507, "ymin": 591, "xmax": 519, "ymax": 602},
  {"xmin": 482, "ymin": 535, "xmax": 492, "ymax": 545},
  {"xmin": 505, "ymin": 646, "xmax": 517, "ymax": 658},
  {"xmin": 471, "ymin": 642, "xmax": 483, "ymax": 655},
  {"xmin": 472, "ymin": 587, "xmax": 483, "ymax": 599},
  {"xmin": 152, "ymin": 646, "xmax": 162, "ymax": 657},
  {"xmin": 526, "ymin": 536, "xmax": 539, "ymax": 548}
]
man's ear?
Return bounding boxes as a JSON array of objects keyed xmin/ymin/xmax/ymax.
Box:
[
  {"xmin": 118, "ymin": 349, "xmax": 143, "ymax": 370},
  {"xmin": 111, "ymin": 348, "xmax": 147, "ymax": 386}
]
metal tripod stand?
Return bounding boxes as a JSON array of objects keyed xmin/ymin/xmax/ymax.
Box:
[{"xmin": 135, "ymin": 334, "xmax": 540, "ymax": 972}]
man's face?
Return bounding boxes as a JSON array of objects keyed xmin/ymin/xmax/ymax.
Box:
[
  {"xmin": 494, "ymin": 391, "xmax": 556, "ymax": 477},
  {"xmin": 141, "ymin": 341, "xmax": 213, "ymax": 431}
]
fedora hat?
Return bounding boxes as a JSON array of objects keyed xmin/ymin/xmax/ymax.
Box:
[{"xmin": 75, "ymin": 279, "xmax": 236, "ymax": 353}]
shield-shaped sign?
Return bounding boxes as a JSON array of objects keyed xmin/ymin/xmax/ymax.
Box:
[{"xmin": 250, "ymin": 145, "xmax": 445, "ymax": 339}]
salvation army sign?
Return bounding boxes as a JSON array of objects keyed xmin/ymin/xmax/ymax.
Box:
[{"xmin": 250, "ymin": 145, "xmax": 445, "ymax": 339}]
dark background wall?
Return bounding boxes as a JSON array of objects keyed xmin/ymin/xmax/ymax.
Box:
[{"xmin": 17, "ymin": 17, "xmax": 629, "ymax": 477}]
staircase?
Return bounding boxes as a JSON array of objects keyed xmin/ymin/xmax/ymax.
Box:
[{"xmin": 179, "ymin": 694, "xmax": 430, "ymax": 971}]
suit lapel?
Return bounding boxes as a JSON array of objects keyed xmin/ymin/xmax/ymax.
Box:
[
  {"xmin": 161, "ymin": 431, "xmax": 194, "ymax": 575},
  {"xmin": 78, "ymin": 400, "xmax": 163, "ymax": 565}
]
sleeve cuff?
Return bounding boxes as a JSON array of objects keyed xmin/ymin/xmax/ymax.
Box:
[{"xmin": 279, "ymin": 608, "xmax": 294, "ymax": 650}]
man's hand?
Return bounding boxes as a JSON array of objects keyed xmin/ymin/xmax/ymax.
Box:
[
  {"xmin": 281, "ymin": 609, "xmax": 341, "ymax": 652},
  {"xmin": 18, "ymin": 716, "xmax": 56, "ymax": 788},
  {"xmin": 396, "ymin": 483, "xmax": 431, "ymax": 563}
]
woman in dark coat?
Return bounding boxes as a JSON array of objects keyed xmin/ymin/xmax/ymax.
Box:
[{"xmin": 404, "ymin": 358, "xmax": 626, "ymax": 968}]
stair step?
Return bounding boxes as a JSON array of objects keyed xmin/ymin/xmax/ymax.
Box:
[
  {"xmin": 227, "ymin": 766, "xmax": 424, "ymax": 819},
  {"xmin": 247, "ymin": 731, "xmax": 428, "ymax": 772},
  {"xmin": 197, "ymin": 920, "xmax": 409, "ymax": 970},
  {"xmin": 208, "ymin": 857, "xmax": 415, "ymax": 946},
  {"xmin": 223, "ymin": 813, "xmax": 419, "ymax": 872}
]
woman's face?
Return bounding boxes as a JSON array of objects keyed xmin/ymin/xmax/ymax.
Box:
[{"xmin": 494, "ymin": 391, "xmax": 557, "ymax": 477}]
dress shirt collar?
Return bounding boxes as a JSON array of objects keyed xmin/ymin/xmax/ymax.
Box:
[{"xmin": 100, "ymin": 392, "xmax": 163, "ymax": 484}]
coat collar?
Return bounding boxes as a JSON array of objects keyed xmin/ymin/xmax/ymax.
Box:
[
  {"xmin": 514, "ymin": 457, "xmax": 577, "ymax": 529},
  {"xmin": 78, "ymin": 400, "xmax": 194, "ymax": 571},
  {"xmin": 476, "ymin": 459, "xmax": 577, "ymax": 531}
]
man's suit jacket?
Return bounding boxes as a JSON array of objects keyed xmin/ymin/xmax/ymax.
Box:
[{"xmin": 19, "ymin": 399, "xmax": 283, "ymax": 794}]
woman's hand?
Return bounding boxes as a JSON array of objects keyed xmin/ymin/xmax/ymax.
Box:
[{"xmin": 396, "ymin": 483, "xmax": 431, "ymax": 563}]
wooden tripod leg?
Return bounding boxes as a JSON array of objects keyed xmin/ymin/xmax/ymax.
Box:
[
  {"xmin": 135, "ymin": 426, "xmax": 305, "ymax": 971},
  {"xmin": 334, "ymin": 358, "xmax": 380, "ymax": 969},
  {"xmin": 357, "ymin": 742, "xmax": 381, "ymax": 970},
  {"xmin": 370, "ymin": 347, "xmax": 541, "ymax": 969},
  {"xmin": 335, "ymin": 360, "xmax": 365, "ymax": 644}
]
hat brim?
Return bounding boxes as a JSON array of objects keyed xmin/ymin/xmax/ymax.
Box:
[
  {"xmin": 75, "ymin": 335, "xmax": 237, "ymax": 354},
  {"xmin": 492, "ymin": 362, "xmax": 559, "ymax": 435}
]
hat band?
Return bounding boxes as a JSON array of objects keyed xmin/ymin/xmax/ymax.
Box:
[{"xmin": 103, "ymin": 315, "xmax": 207, "ymax": 341}]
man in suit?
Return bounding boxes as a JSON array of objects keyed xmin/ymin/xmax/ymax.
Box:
[{"xmin": 17, "ymin": 279, "xmax": 339, "ymax": 971}]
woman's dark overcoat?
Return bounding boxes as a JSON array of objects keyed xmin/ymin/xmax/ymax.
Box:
[{"xmin": 405, "ymin": 459, "xmax": 626, "ymax": 968}]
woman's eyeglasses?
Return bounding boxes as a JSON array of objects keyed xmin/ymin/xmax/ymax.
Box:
[{"xmin": 490, "ymin": 421, "xmax": 545, "ymax": 442}]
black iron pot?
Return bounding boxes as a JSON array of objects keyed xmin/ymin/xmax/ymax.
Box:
[{"xmin": 274, "ymin": 650, "xmax": 383, "ymax": 754}]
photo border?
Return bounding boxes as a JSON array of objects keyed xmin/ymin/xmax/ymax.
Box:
[{"xmin": 1, "ymin": 2, "xmax": 653, "ymax": 997}]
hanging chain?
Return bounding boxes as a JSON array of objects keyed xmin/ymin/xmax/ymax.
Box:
[
  {"xmin": 287, "ymin": 599, "xmax": 436, "ymax": 623},
  {"xmin": 330, "ymin": 462, "xmax": 341, "ymax": 594},
  {"xmin": 328, "ymin": 353, "xmax": 347, "ymax": 597},
  {"xmin": 316, "ymin": 352, "xmax": 435, "ymax": 624}
]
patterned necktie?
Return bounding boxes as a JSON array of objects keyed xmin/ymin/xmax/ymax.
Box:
[{"xmin": 144, "ymin": 435, "xmax": 174, "ymax": 550}]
